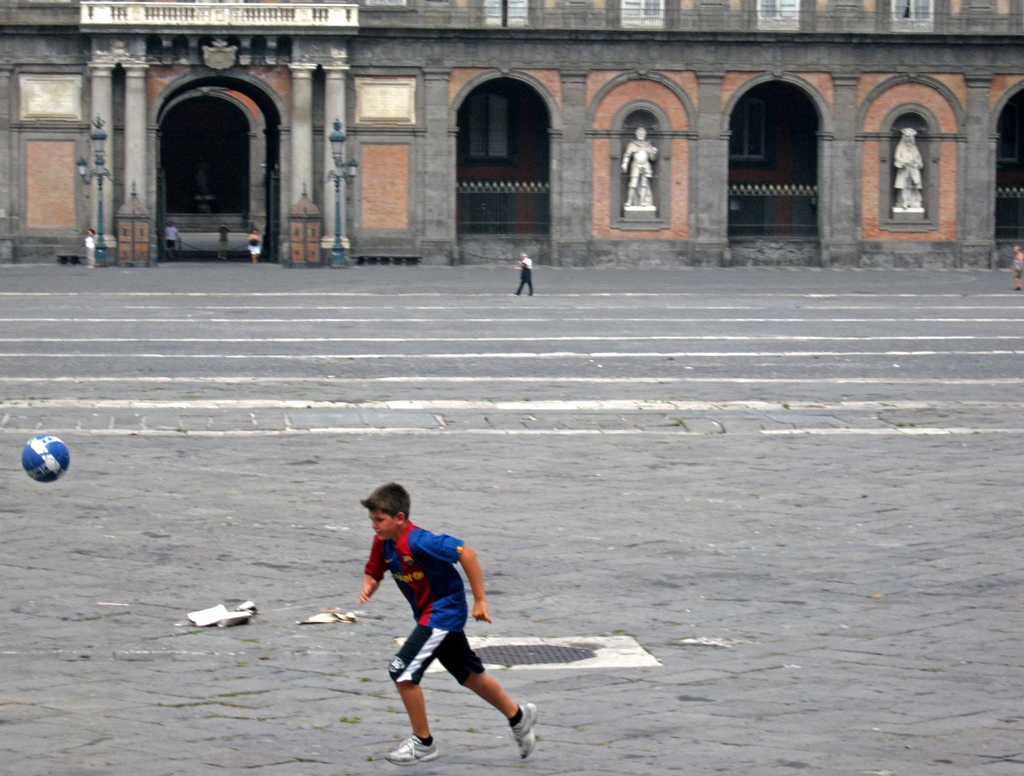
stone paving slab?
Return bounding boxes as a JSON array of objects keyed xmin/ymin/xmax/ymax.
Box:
[{"xmin": 1, "ymin": 266, "xmax": 1024, "ymax": 775}]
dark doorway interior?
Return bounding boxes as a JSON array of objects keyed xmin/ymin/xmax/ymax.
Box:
[
  {"xmin": 161, "ymin": 95, "xmax": 249, "ymax": 216},
  {"xmin": 996, "ymin": 91, "xmax": 1024, "ymax": 239},
  {"xmin": 157, "ymin": 77, "xmax": 281, "ymax": 262},
  {"xmin": 728, "ymin": 81, "xmax": 819, "ymax": 238},
  {"xmin": 456, "ymin": 78, "xmax": 550, "ymax": 235}
]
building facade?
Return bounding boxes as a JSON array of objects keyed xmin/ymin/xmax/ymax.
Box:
[{"xmin": 3, "ymin": 0, "xmax": 1024, "ymax": 268}]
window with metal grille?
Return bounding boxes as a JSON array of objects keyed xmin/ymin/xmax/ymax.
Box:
[
  {"xmin": 621, "ymin": 0, "xmax": 664, "ymax": 28},
  {"xmin": 484, "ymin": 0, "xmax": 528, "ymax": 26},
  {"xmin": 892, "ymin": 0, "xmax": 932, "ymax": 27},
  {"xmin": 759, "ymin": 0, "xmax": 798, "ymax": 20}
]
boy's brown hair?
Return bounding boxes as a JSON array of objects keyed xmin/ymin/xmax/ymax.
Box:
[{"xmin": 360, "ymin": 482, "xmax": 411, "ymax": 517}]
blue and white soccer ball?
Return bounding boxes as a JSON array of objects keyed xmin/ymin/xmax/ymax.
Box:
[{"xmin": 21, "ymin": 435, "xmax": 71, "ymax": 483}]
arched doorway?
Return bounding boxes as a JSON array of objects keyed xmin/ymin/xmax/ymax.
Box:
[
  {"xmin": 455, "ymin": 78, "xmax": 550, "ymax": 241},
  {"xmin": 157, "ymin": 77, "xmax": 281, "ymax": 261},
  {"xmin": 996, "ymin": 90, "xmax": 1024, "ymax": 240},
  {"xmin": 727, "ymin": 81, "xmax": 819, "ymax": 241}
]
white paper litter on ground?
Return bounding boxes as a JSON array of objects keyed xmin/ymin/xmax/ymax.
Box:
[
  {"xmin": 679, "ymin": 637, "xmax": 740, "ymax": 648},
  {"xmin": 186, "ymin": 601, "xmax": 258, "ymax": 627},
  {"xmin": 298, "ymin": 608, "xmax": 357, "ymax": 625}
]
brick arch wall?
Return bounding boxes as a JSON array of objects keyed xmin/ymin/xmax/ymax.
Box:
[
  {"xmin": 590, "ymin": 76, "xmax": 693, "ymax": 239},
  {"xmin": 861, "ymin": 80, "xmax": 961, "ymax": 134},
  {"xmin": 859, "ymin": 78, "xmax": 961, "ymax": 241}
]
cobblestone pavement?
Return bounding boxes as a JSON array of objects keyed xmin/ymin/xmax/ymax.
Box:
[{"xmin": 1, "ymin": 264, "xmax": 1023, "ymax": 775}]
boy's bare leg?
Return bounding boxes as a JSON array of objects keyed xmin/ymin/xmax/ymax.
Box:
[
  {"xmin": 395, "ymin": 681, "xmax": 431, "ymax": 739},
  {"xmin": 463, "ymin": 671, "xmax": 518, "ymax": 717}
]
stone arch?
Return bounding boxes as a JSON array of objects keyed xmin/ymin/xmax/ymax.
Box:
[
  {"xmin": 724, "ymin": 74, "xmax": 823, "ymax": 244},
  {"xmin": 721, "ymin": 72, "xmax": 834, "ymax": 137},
  {"xmin": 453, "ymin": 72, "xmax": 554, "ymax": 241},
  {"xmin": 151, "ymin": 71, "xmax": 285, "ymax": 260},
  {"xmin": 859, "ymin": 79, "xmax": 959, "ymax": 239},
  {"xmin": 992, "ymin": 77, "xmax": 1024, "ymax": 243},
  {"xmin": 150, "ymin": 69, "xmax": 286, "ymax": 129},
  {"xmin": 990, "ymin": 76, "xmax": 1024, "ymax": 134},
  {"xmin": 859, "ymin": 75, "xmax": 963, "ymax": 135},
  {"xmin": 589, "ymin": 73, "xmax": 693, "ymax": 239},
  {"xmin": 449, "ymin": 69, "xmax": 561, "ymax": 133},
  {"xmin": 588, "ymin": 71, "xmax": 694, "ymax": 132}
]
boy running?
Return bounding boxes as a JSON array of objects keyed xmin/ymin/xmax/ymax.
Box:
[{"xmin": 357, "ymin": 482, "xmax": 538, "ymax": 765}]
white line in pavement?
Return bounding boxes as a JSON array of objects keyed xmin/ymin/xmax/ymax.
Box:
[
  {"xmin": 0, "ymin": 350, "xmax": 1022, "ymax": 358},
  {"xmin": 2, "ymin": 334, "xmax": 1024, "ymax": 343},
  {"xmin": 4, "ymin": 317, "xmax": 1024, "ymax": 324},
  {"xmin": 1, "ymin": 427, "xmax": 1023, "ymax": 437},
  {"xmin": 1, "ymin": 398, "xmax": 1021, "ymax": 410},
  {"xmin": 0, "ymin": 376, "xmax": 1020, "ymax": 385},
  {"xmin": 763, "ymin": 428, "xmax": 1024, "ymax": 436}
]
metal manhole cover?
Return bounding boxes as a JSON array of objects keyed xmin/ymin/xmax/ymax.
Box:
[{"xmin": 475, "ymin": 644, "xmax": 597, "ymax": 666}]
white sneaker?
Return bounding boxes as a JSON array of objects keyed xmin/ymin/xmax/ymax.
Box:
[
  {"xmin": 510, "ymin": 703, "xmax": 538, "ymax": 759},
  {"xmin": 385, "ymin": 736, "xmax": 439, "ymax": 765}
]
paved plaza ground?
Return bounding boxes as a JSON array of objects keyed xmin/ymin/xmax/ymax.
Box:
[{"xmin": 1, "ymin": 263, "xmax": 1022, "ymax": 775}]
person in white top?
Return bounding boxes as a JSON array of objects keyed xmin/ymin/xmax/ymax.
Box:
[
  {"xmin": 84, "ymin": 228, "xmax": 96, "ymax": 268},
  {"xmin": 165, "ymin": 221, "xmax": 179, "ymax": 259},
  {"xmin": 515, "ymin": 253, "xmax": 533, "ymax": 296}
]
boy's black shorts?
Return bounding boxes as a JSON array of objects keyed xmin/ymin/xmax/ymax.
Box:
[{"xmin": 389, "ymin": 624, "xmax": 485, "ymax": 686}]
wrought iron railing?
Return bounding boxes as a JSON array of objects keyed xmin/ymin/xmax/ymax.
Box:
[
  {"xmin": 996, "ymin": 186, "xmax": 1024, "ymax": 238},
  {"xmin": 728, "ymin": 183, "xmax": 818, "ymax": 238},
  {"xmin": 457, "ymin": 180, "xmax": 550, "ymax": 235}
]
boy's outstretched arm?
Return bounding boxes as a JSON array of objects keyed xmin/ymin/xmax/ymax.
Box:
[
  {"xmin": 358, "ymin": 574, "xmax": 380, "ymax": 606},
  {"xmin": 459, "ymin": 546, "xmax": 492, "ymax": 623}
]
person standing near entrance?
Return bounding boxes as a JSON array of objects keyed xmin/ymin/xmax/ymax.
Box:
[
  {"xmin": 248, "ymin": 227, "xmax": 262, "ymax": 264},
  {"xmin": 84, "ymin": 228, "xmax": 96, "ymax": 269},
  {"xmin": 217, "ymin": 224, "xmax": 229, "ymax": 260},
  {"xmin": 1014, "ymin": 245, "xmax": 1023, "ymax": 291},
  {"xmin": 165, "ymin": 221, "xmax": 179, "ymax": 260},
  {"xmin": 515, "ymin": 253, "xmax": 533, "ymax": 296}
]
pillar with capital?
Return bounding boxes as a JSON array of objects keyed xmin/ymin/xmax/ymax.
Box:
[
  {"xmin": 290, "ymin": 64, "xmax": 315, "ymax": 210},
  {"xmin": 123, "ymin": 64, "xmax": 148, "ymax": 200}
]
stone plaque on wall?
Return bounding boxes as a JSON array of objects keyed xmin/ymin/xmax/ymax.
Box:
[
  {"xmin": 20, "ymin": 75, "xmax": 82, "ymax": 121},
  {"xmin": 356, "ymin": 78, "xmax": 416, "ymax": 124}
]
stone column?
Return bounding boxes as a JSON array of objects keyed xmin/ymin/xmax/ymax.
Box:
[
  {"xmin": 692, "ymin": 71, "xmax": 728, "ymax": 266},
  {"xmin": 554, "ymin": 71, "xmax": 590, "ymax": 266},
  {"xmin": 123, "ymin": 64, "xmax": 148, "ymax": 203},
  {"xmin": 961, "ymin": 73, "xmax": 996, "ymax": 268},
  {"xmin": 821, "ymin": 74, "xmax": 859, "ymax": 266},
  {"xmin": 421, "ymin": 68, "xmax": 455, "ymax": 265},
  {"xmin": 0, "ymin": 67, "xmax": 12, "ymax": 261},
  {"xmin": 322, "ymin": 64, "xmax": 348, "ymax": 259},
  {"xmin": 88, "ymin": 63, "xmax": 115, "ymax": 238},
  {"xmin": 290, "ymin": 64, "xmax": 316, "ymax": 209}
]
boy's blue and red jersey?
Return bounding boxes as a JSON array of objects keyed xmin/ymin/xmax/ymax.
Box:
[{"xmin": 365, "ymin": 522, "xmax": 468, "ymax": 631}]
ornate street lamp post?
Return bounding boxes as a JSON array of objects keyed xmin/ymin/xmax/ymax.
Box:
[
  {"xmin": 327, "ymin": 118, "xmax": 358, "ymax": 267},
  {"xmin": 77, "ymin": 116, "xmax": 114, "ymax": 267}
]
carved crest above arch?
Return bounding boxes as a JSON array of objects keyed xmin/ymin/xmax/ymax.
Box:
[{"xmin": 202, "ymin": 39, "xmax": 237, "ymax": 71}]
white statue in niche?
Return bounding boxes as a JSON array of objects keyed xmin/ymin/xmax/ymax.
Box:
[
  {"xmin": 893, "ymin": 128, "xmax": 924, "ymax": 211},
  {"xmin": 621, "ymin": 127, "xmax": 658, "ymax": 211}
]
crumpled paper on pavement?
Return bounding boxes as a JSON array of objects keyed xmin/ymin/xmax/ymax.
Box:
[
  {"xmin": 679, "ymin": 636, "xmax": 739, "ymax": 648},
  {"xmin": 297, "ymin": 607, "xmax": 357, "ymax": 625},
  {"xmin": 186, "ymin": 600, "xmax": 258, "ymax": 627}
]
